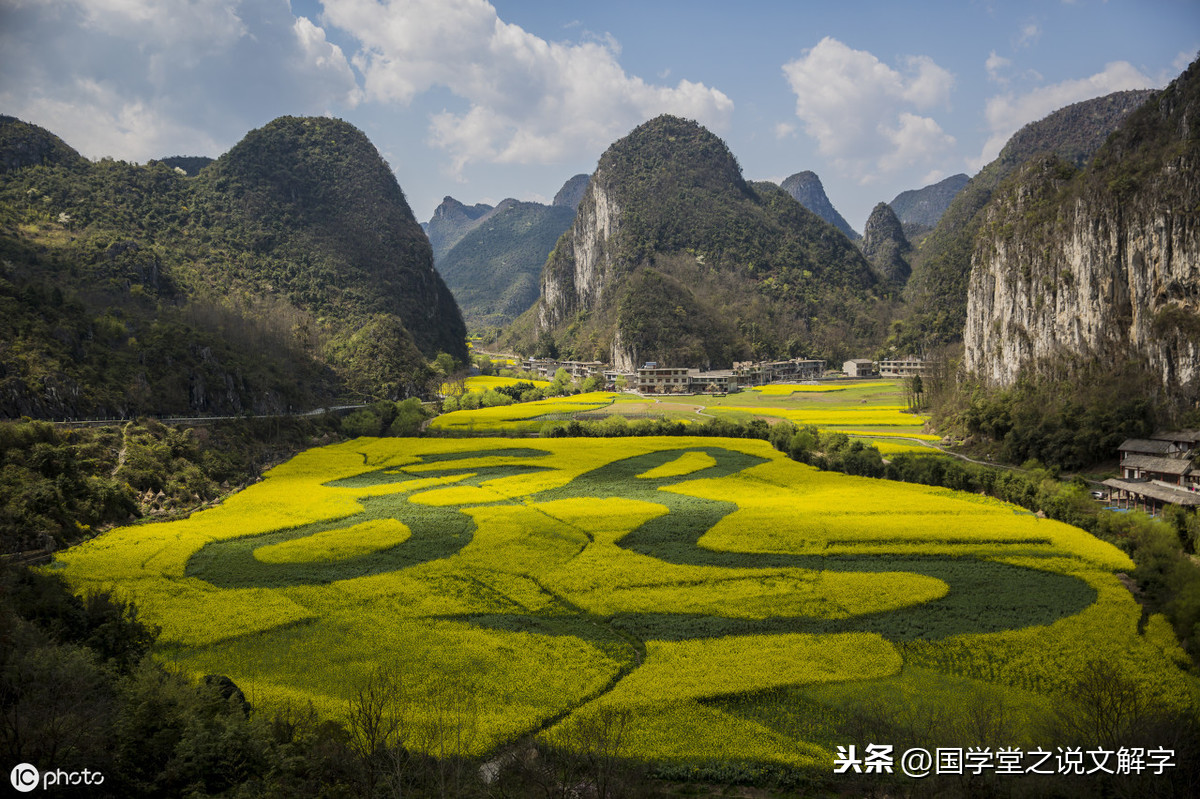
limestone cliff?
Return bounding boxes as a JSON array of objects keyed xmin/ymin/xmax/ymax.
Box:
[
  {"xmin": 902, "ymin": 89, "xmax": 1153, "ymax": 347},
  {"xmin": 516, "ymin": 115, "xmax": 882, "ymax": 367},
  {"xmin": 537, "ymin": 177, "xmax": 622, "ymax": 332},
  {"xmin": 964, "ymin": 60, "xmax": 1200, "ymax": 395}
]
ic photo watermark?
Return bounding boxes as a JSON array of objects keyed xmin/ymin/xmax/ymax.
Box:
[{"xmin": 10, "ymin": 763, "xmax": 105, "ymax": 792}]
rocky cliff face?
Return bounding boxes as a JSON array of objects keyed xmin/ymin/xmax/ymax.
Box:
[
  {"xmin": 538, "ymin": 178, "xmax": 622, "ymax": 334},
  {"xmin": 965, "ymin": 62, "xmax": 1200, "ymax": 394},
  {"xmin": 901, "ymin": 90, "xmax": 1153, "ymax": 347}
]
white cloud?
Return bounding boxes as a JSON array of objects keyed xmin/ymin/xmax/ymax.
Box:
[
  {"xmin": 0, "ymin": 0, "xmax": 362, "ymax": 161},
  {"xmin": 774, "ymin": 122, "xmax": 797, "ymax": 139},
  {"xmin": 985, "ymin": 51, "xmax": 1012, "ymax": 83},
  {"xmin": 12, "ymin": 80, "xmax": 225, "ymax": 161},
  {"xmin": 1016, "ymin": 22, "xmax": 1041, "ymax": 49},
  {"xmin": 292, "ymin": 16, "xmax": 363, "ymax": 109},
  {"xmin": 920, "ymin": 168, "xmax": 947, "ymax": 186},
  {"xmin": 321, "ymin": 0, "xmax": 732, "ymax": 176},
  {"xmin": 879, "ymin": 113, "xmax": 956, "ymax": 173},
  {"xmin": 969, "ymin": 60, "xmax": 1156, "ymax": 170},
  {"xmin": 74, "ymin": 0, "xmax": 247, "ymax": 59},
  {"xmin": 780, "ymin": 37, "xmax": 955, "ymax": 182},
  {"xmin": 900, "ymin": 55, "xmax": 956, "ymax": 107}
]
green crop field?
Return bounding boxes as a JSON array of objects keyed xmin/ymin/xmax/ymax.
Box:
[{"xmin": 54, "ymin": 437, "xmax": 1197, "ymax": 771}]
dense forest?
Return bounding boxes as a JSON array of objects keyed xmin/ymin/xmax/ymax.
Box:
[{"xmin": 0, "ymin": 115, "xmax": 466, "ymax": 419}]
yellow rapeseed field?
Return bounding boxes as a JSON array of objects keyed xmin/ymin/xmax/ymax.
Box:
[{"xmin": 53, "ymin": 435, "xmax": 1195, "ymax": 768}]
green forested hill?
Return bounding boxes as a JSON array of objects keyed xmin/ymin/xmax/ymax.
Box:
[
  {"xmin": 436, "ymin": 200, "xmax": 575, "ymax": 331},
  {"xmin": 507, "ymin": 115, "xmax": 887, "ymax": 366},
  {"xmin": 888, "ymin": 172, "xmax": 968, "ymax": 237},
  {"xmin": 0, "ymin": 116, "xmax": 466, "ymax": 418},
  {"xmin": 0, "ymin": 115, "xmax": 86, "ymax": 173}
]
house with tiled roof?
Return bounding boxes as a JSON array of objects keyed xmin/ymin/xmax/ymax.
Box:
[{"xmin": 1103, "ymin": 432, "xmax": 1200, "ymax": 514}]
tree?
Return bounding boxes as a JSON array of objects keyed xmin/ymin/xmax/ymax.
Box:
[
  {"xmin": 906, "ymin": 374, "xmax": 924, "ymax": 411},
  {"xmin": 346, "ymin": 665, "xmax": 411, "ymax": 797},
  {"xmin": 1055, "ymin": 658, "xmax": 1146, "ymax": 748}
]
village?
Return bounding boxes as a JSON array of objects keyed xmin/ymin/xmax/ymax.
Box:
[{"xmin": 512, "ymin": 355, "xmax": 933, "ymax": 394}]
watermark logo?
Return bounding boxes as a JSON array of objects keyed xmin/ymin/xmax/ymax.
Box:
[
  {"xmin": 8, "ymin": 764, "xmax": 105, "ymax": 791},
  {"xmin": 10, "ymin": 764, "xmax": 39, "ymax": 793},
  {"xmin": 834, "ymin": 744, "xmax": 1177, "ymax": 778}
]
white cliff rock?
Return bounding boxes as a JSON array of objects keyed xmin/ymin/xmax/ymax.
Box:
[{"xmin": 964, "ymin": 156, "xmax": 1199, "ymax": 391}]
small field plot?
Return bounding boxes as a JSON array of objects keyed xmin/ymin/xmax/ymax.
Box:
[
  {"xmin": 428, "ymin": 391, "xmax": 617, "ymax": 433},
  {"xmin": 440, "ymin": 374, "xmax": 550, "ymax": 395},
  {"xmin": 55, "ymin": 436, "xmax": 1196, "ymax": 770}
]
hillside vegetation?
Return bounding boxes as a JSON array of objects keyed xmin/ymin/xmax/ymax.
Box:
[
  {"xmin": 0, "ymin": 116, "xmax": 466, "ymax": 418},
  {"xmin": 508, "ymin": 116, "xmax": 888, "ymax": 367},
  {"xmin": 437, "ymin": 201, "xmax": 575, "ymax": 331}
]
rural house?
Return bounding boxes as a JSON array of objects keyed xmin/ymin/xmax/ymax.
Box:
[{"xmin": 1102, "ymin": 431, "xmax": 1200, "ymax": 514}]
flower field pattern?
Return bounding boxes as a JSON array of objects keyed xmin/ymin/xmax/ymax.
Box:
[{"xmin": 55, "ymin": 437, "xmax": 1197, "ymax": 769}]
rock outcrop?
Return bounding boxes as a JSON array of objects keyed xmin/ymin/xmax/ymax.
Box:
[
  {"xmin": 964, "ymin": 60, "xmax": 1200, "ymax": 395},
  {"xmin": 538, "ymin": 178, "xmax": 623, "ymax": 334}
]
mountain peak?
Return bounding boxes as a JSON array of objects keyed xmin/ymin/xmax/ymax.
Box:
[
  {"xmin": 509, "ymin": 116, "xmax": 882, "ymax": 367},
  {"xmin": 426, "ymin": 196, "xmax": 495, "ymax": 262},
  {"xmin": 779, "ymin": 171, "xmax": 859, "ymax": 240},
  {"xmin": 889, "ymin": 173, "xmax": 969, "ymax": 230},
  {"xmin": 208, "ymin": 115, "xmax": 465, "ymax": 360},
  {"xmin": 601, "ymin": 115, "xmax": 748, "ymax": 196},
  {"xmin": 862, "ymin": 202, "xmax": 912, "ymax": 284},
  {"xmin": 552, "ymin": 173, "xmax": 590, "ymax": 210},
  {"xmin": 432, "ymin": 195, "xmax": 493, "ymax": 223}
]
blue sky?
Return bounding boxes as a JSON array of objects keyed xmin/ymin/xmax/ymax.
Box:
[{"xmin": 1, "ymin": 0, "xmax": 1196, "ymax": 231}]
